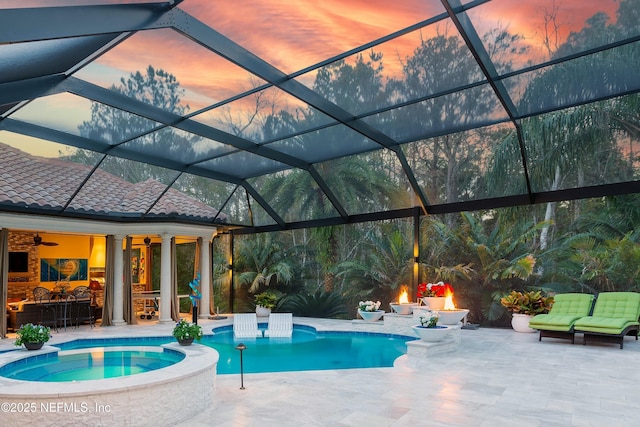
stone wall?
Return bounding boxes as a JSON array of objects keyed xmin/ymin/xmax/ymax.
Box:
[
  {"xmin": 7, "ymin": 232, "xmax": 39, "ymax": 282},
  {"xmin": 7, "ymin": 232, "xmax": 40, "ymax": 300}
]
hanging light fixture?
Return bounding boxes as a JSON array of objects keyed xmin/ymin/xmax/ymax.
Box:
[{"xmin": 144, "ymin": 236, "xmax": 151, "ymax": 247}]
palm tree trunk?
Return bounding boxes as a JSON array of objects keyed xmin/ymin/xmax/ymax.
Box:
[
  {"xmin": 540, "ymin": 165, "xmax": 561, "ymax": 250},
  {"xmin": 323, "ymin": 231, "xmax": 338, "ymax": 292},
  {"xmin": 324, "ymin": 272, "xmax": 335, "ymax": 293}
]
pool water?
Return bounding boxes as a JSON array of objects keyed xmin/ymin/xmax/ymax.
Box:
[
  {"xmin": 205, "ymin": 327, "xmax": 412, "ymax": 374},
  {"xmin": 0, "ymin": 347, "xmax": 184, "ymax": 382},
  {"xmin": 53, "ymin": 326, "xmax": 413, "ymax": 375}
]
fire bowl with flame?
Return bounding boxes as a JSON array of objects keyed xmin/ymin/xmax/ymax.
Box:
[
  {"xmin": 390, "ymin": 287, "xmax": 419, "ymax": 315},
  {"xmin": 418, "ymin": 287, "xmax": 469, "ymax": 325}
]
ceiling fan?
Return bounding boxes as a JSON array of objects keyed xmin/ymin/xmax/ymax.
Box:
[{"xmin": 33, "ymin": 233, "xmax": 58, "ymax": 246}]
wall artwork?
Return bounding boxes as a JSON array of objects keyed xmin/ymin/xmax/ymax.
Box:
[
  {"xmin": 129, "ymin": 247, "xmax": 147, "ymax": 284},
  {"xmin": 40, "ymin": 258, "xmax": 88, "ymax": 282}
]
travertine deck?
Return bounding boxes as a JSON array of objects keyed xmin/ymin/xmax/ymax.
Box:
[{"xmin": 2, "ymin": 315, "xmax": 640, "ymax": 426}]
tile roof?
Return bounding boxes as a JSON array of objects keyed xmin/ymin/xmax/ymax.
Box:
[{"xmin": 0, "ymin": 142, "xmax": 225, "ymax": 222}]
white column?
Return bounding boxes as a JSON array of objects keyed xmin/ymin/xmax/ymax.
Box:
[
  {"xmin": 199, "ymin": 236, "xmax": 211, "ymax": 319},
  {"xmin": 112, "ymin": 234, "xmax": 125, "ymax": 325},
  {"xmin": 159, "ymin": 233, "xmax": 173, "ymax": 323}
]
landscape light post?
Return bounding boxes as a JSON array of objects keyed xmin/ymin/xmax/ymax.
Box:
[{"xmin": 235, "ymin": 343, "xmax": 247, "ymax": 389}]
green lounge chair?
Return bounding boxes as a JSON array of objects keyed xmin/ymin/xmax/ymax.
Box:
[
  {"xmin": 573, "ymin": 292, "xmax": 640, "ymax": 349},
  {"xmin": 529, "ymin": 293, "xmax": 594, "ymax": 344}
]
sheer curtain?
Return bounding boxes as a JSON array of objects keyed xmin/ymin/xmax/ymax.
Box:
[
  {"xmin": 194, "ymin": 237, "xmax": 201, "ymax": 317},
  {"xmin": 0, "ymin": 228, "xmax": 8, "ymax": 337},
  {"xmin": 170, "ymin": 237, "xmax": 180, "ymax": 321},
  {"xmin": 101, "ymin": 234, "xmax": 114, "ymax": 326},
  {"xmin": 194, "ymin": 238, "xmax": 201, "ymax": 281},
  {"xmin": 208, "ymin": 239, "xmax": 215, "ymax": 316},
  {"xmin": 123, "ymin": 236, "xmax": 136, "ymax": 325}
]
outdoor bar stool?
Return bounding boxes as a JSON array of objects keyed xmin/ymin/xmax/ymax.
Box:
[
  {"xmin": 73, "ymin": 286, "xmax": 94, "ymax": 328},
  {"xmin": 33, "ymin": 286, "xmax": 58, "ymax": 332},
  {"xmin": 56, "ymin": 293, "xmax": 75, "ymax": 331}
]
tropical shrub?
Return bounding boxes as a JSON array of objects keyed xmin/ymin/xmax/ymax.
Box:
[
  {"xmin": 279, "ymin": 291, "xmax": 348, "ymax": 318},
  {"xmin": 500, "ymin": 290, "xmax": 554, "ymax": 316}
]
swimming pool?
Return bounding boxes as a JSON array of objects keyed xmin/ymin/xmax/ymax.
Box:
[
  {"xmin": 55, "ymin": 325, "xmax": 414, "ymax": 374},
  {"xmin": 0, "ymin": 347, "xmax": 185, "ymax": 382},
  {"xmin": 0, "ymin": 324, "xmax": 411, "ymax": 426}
]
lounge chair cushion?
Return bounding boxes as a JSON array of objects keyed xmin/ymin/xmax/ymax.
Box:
[
  {"xmin": 573, "ymin": 317, "xmax": 637, "ymax": 334},
  {"xmin": 529, "ymin": 314, "xmax": 587, "ymax": 332},
  {"xmin": 574, "ymin": 292, "xmax": 640, "ymax": 335},
  {"xmin": 529, "ymin": 293, "xmax": 594, "ymax": 332}
]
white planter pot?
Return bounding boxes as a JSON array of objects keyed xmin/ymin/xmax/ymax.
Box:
[
  {"xmin": 357, "ymin": 309, "xmax": 384, "ymax": 322},
  {"xmin": 421, "ymin": 297, "xmax": 446, "ymax": 310},
  {"xmin": 411, "ymin": 325, "xmax": 451, "ymax": 342},
  {"xmin": 511, "ymin": 313, "xmax": 535, "ymax": 333},
  {"xmin": 256, "ymin": 305, "xmax": 272, "ymax": 317}
]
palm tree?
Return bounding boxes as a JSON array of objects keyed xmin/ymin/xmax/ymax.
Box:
[
  {"xmin": 279, "ymin": 291, "xmax": 348, "ymax": 318},
  {"xmin": 423, "ymin": 212, "xmax": 545, "ymax": 325},
  {"xmin": 234, "ymin": 233, "xmax": 293, "ymax": 294},
  {"xmin": 335, "ymin": 221, "xmax": 414, "ymax": 303},
  {"xmin": 539, "ymin": 196, "xmax": 640, "ymax": 294}
]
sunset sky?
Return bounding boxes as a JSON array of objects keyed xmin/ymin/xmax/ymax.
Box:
[{"xmin": 1, "ymin": 0, "xmax": 622, "ymax": 151}]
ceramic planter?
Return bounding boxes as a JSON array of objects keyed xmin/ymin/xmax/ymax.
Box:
[
  {"xmin": 421, "ymin": 297, "xmax": 446, "ymax": 310},
  {"xmin": 256, "ymin": 305, "xmax": 272, "ymax": 317},
  {"xmin": 357, "ymin": 309, "xmax": 384, "ymax": 322},
  {"xmin": 511, "ymin": 313, "xmax": 536, "ymax": 333},
  {"xmin": 411, "ymin": 325, "xmax": 451, "ymax": 342},
  {"xmin": 24, "ymin": 342, "xmax": 44, "ymax": 351}
]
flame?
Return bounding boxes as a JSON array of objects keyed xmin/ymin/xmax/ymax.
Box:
[
  {"xmin": 443, "ymin": 287, "xmax": 456, "ymax": 310},
  {"xmin": 398, "ymin": 286, "xmax": 409, "ymax": 304}
]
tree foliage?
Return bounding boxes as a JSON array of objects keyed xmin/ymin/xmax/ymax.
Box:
[{"xmin": 63, "ymin": 1, "xmax": 640, "ymax": 325}]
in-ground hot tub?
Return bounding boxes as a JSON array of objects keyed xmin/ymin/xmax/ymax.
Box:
[
  {"xmin": 0, "ymin": 346, "xmax": 185, "ymax": 381},
  {"xmin": 0, "ymin": 343, "xmax": 218, "ymax": 426}
]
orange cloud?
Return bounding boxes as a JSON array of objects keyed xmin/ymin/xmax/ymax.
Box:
[
  {"xmin": 59, "ymin": 0, "xmax": 624, "ymax": 114},
  {"xmin": 472, "ymin": 0, "xmax": 619, "ymax": 60},
  {"xmin": 180, "ymin": 0, "xmax": 444, "ymax": 72}
]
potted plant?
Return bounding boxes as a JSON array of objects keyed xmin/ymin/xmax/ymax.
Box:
[
  {"xmin": 500, "ymin": 290, "xmax": 554, "ymax": 333},
  {"xmin": 255, "ymin": 291, "xmax": 277, "ymax": 317},
  {"xmin": 417, "ymin": 282, "xmax": 453, "ymax": 310},
  {"xmin": 14, "ymin": 323, "xmax": 51, "ymax": 350},
  {"xmin": 411, "ymin": 310, "xmax": 451, "ymax": 342},
  {"xmin": 357, "ymin": 300, "xmax": 384, "ymax": 322},
  {"xmin": 172, "ymin": 319, "xmax": 203, "ymax": 345}
]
